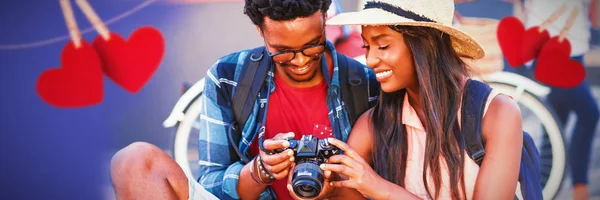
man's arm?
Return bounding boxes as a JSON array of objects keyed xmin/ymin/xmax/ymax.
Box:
[
  {"xmin": 198, "ymin": 56, "xmax": 275, "ymax": 199},
  {"xmin": 197, "ymin": 62, "xmax": 246, "ymax": 199},
  {"xmin": 199, "ymin": 55, "xmax": 292, "ymax": 200}
]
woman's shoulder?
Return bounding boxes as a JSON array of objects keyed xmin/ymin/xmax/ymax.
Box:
[
  {"xmin": 352, "ymin": 108, "xmax": 374, "ymax": 135},
  {"xmin": 481, "ymin": 92, "xmax": 523, "ymax": 140},
  {"xmin": 485, "ymin": 92, "xmax": 521, "ymax": 121}
]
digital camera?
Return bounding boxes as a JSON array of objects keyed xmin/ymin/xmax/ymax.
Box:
[{"xmin": 275, "ymin": 135, "xmax": 341, "ymax": 198}]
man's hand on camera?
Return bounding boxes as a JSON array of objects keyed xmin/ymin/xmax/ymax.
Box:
[{"xmin": 259, "ymin": 132, "xmax": 296, "ymax": 180}]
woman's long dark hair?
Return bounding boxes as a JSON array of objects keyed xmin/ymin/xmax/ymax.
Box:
[{"xmin": 370, "ymin": 25, "xmax": 471, "ymax": 199}]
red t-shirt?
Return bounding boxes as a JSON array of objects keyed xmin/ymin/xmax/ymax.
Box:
[{"xmin": 249, "ymin": 74, "xmax": 332, "ymax": 200}]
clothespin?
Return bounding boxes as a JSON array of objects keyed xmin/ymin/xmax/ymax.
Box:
[
  {"xmin": 539, "ymin": 4, "xmax": 568, "ymax": 33},
  {"xmin": 60, "ymin": 0, "xmax": 82, "ymax": 48},
  {"xmin": 559, "ymin": 8, "xmax": 579, "ymax": 43},
  {"xmin": 75, "ymin": 0, "xmax": 111, "ymax": 41}
]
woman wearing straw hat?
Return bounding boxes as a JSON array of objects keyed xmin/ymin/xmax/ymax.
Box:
[{"xmin": 312, "ymin": 0, "xmax": 524, "ymax": 199}]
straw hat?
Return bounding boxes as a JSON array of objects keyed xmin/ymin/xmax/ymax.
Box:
[{"xmin": 327, "ymin": 0, "xmax": 485, "ymax": 59}]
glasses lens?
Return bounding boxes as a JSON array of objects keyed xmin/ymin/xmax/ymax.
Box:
[
  {"xmin": 272, "ymin": 52, "xmax": 294, "ymax": 63},
  {"xmin": 302, "ymin": 45, "xmax": 325, "ymax": 57}
]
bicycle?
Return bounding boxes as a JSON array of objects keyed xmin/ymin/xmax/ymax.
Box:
[{"xmin": 163, "ymin": 78, "xmax": 205, "ymax": 181}]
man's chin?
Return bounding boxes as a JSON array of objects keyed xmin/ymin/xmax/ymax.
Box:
[{"xmin": 286, "ymin": 68, "xmax": 319, "ymax": 83}]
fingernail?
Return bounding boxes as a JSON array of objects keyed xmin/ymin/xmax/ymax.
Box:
[
  {"xmin": 283, "ymin": 141, "xmax": 290, "ymax": 148},
  {"xmin": 290, "ymin": 157, "xmax": 294, "ymax": 162},
  {"xmin": 320, "ymin": 164, "xmax": 325, "ymax": 169},
  {"xmin": 287, "ymin": 150, "xmax": 294, "ymax": 156}
]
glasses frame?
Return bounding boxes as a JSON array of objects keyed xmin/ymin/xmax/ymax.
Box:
[{"xmin": 266, "ymin": 41, "xmax": 327, "ymax": 64}]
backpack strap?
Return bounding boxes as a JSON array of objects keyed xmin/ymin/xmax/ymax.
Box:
[
  {"xmin": 228, "ymin": 47, "xmax": 271, "ymax": 164},
  {"xmin": 460, "ymin": 79, "xmax": 493, "ymax": 166},
  {"xmin": 232, "ymin": 47, "xmax": 271, "ymax": 131},
  {"xmin": 338, "ymin": 54, "xmax": 369, "ymax": 126}
]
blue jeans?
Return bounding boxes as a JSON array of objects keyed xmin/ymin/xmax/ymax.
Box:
[
  {"xmin": 546, "ymin": 56, "xmax": 600, "ymax": 184},
  {"xmin": 504, "ymin": 56, "xmax": 600, "ymax": 185}
]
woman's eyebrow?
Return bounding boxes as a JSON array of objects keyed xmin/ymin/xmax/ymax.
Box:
[
  {"xmin": 361, "ymin": 33, "xmax": 391, "ymax": 42},
  {"xmin": 371, "ymin": 33, "xmax": 390, "ymax": 41}
]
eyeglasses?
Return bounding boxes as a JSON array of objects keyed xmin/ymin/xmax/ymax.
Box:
[{"xmin": 266, "ymin": 42, "xmax": 326, "ymax": 64}]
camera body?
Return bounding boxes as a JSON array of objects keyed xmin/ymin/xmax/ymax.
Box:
[
  {"xmin": 277, "ymin": 135, "xmax": 340, "ymax": 164},
  {"xmin": 276, "ymin": 135, "xmax": 341, "ymax": 198}
]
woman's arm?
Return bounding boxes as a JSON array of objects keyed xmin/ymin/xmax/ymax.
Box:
[
  {"xmin": 327, "ymin": 109, "xmax": 374, "ymax": 200},
  {"xmin": 347, "ymin": 109, "xmax": 375, "ymax": 166},
  {"xmin": 473, "ymin": 94, "xmax": 523, "ymax": 200}
]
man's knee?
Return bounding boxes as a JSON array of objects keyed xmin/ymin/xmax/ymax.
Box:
[
  {"xmin": 111, "ymin": 142, "xmax": 164, "ymax": 177},
  {"xmin": 110, "ymin": 142, "xmax": 189, "ymax": 199}
]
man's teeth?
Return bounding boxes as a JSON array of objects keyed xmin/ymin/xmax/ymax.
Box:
[
  {"xmin": 296, "ymin": 65, "xmax": 309, "ymax": 72},
  {"xmin": 376, "ymin": 70, "xmax": 393, "ymax": 78}
]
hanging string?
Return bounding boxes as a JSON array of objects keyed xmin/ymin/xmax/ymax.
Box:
[{"xmin": 0, "ymin": 0, "xmax": 157, "ymax": 50}]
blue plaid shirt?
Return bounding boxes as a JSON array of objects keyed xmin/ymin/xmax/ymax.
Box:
[{"xmin": 197, "ymin": 41, "xmax": 379, "ymax": 199}]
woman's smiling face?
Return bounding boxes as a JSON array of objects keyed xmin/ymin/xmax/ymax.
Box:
[{"xmin": 361, "ymin": 25, "xmax": 416, "ymax": 93}]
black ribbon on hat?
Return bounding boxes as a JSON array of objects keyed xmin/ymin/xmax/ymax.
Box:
[{"xmin": 364, "ymin": 1, "xmax": 437, "ymax": 23}]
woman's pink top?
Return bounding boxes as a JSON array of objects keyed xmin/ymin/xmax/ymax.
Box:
[{"xmin": 402, "ymin": 90, "xmax": 501, "ymax": 199}]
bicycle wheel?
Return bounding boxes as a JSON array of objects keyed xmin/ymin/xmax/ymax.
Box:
[
  {"xmin": 170, "ymin": 79, "xmax": 205, "ymax": 182},
  {"xmin": 487, "ymin": 81, "xmax": 566, "ymax": 200}
]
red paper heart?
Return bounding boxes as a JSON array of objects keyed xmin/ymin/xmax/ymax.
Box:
[
  {"xmin": 36, "ymin": 41, "xmax": 104, "ymax": 108},
  {"xmin": 93, "ymin": 26, "xmax": 165, "ymax": 93},
  {"xmin": 497, "ymin": 17, "xmax": 550, "ymax": 67},
  {"xmin": 497, "ymin": 17, "xmax": 526, "ymax": 67},
  {"xmin": 534, "ymin": 37, "xmax": 586, "ymax": 88},
  {"xmin": 521, "ymin": 27, "xmax": 550, "ymax": 63}
]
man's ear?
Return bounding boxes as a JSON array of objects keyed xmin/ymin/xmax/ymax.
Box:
[{"xmin": 256, "ymin": 25, "xmax": 264, "ymax": 38}]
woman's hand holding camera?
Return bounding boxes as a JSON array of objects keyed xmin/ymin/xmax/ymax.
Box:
[{"xmin": 320, "ymin": 138, "xmax": 392, "ymax": 199}]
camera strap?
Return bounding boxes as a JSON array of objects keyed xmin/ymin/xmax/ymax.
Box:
[{"xmin": 257, "ymin": 84, "xmax": 273, "ymax": 154}]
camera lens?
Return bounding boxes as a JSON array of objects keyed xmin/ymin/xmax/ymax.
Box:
[
  {"xmin": 292, "ymin": 162, "xmax": 324, "ymax": 198},
  {"xmin": 294, "ymin": 180, "xmax": 318, "ymax": 197}
]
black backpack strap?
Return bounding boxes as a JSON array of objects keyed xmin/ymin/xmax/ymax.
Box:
[
  {"xmin": 338, "ymin": 54, "xmax": 369, "ymax": 126},
  {"xmin": 228, "ymin": 47, "xmax": 271, "ymax": 163},
  {"xmin": 232, "ymin": 47, "xmax": 270, "ymax": 130},
  {"xmin": 460, "ymin": 79, "xmax": 493, "ymax": 166}
]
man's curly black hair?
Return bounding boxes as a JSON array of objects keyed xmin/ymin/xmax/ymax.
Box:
[{"xmin": 244, "ymin": 0, "xmax": 332, "ymax": 28}]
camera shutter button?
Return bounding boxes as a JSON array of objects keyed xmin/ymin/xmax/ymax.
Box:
[{"xmin": 289, "ymin": 140, "xmax": 298, "ymax": 149}]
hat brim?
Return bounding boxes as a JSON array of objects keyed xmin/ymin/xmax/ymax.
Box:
[{"xmin": 327, "ymin": 9, "xmax": 485, "ymax": 60}]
